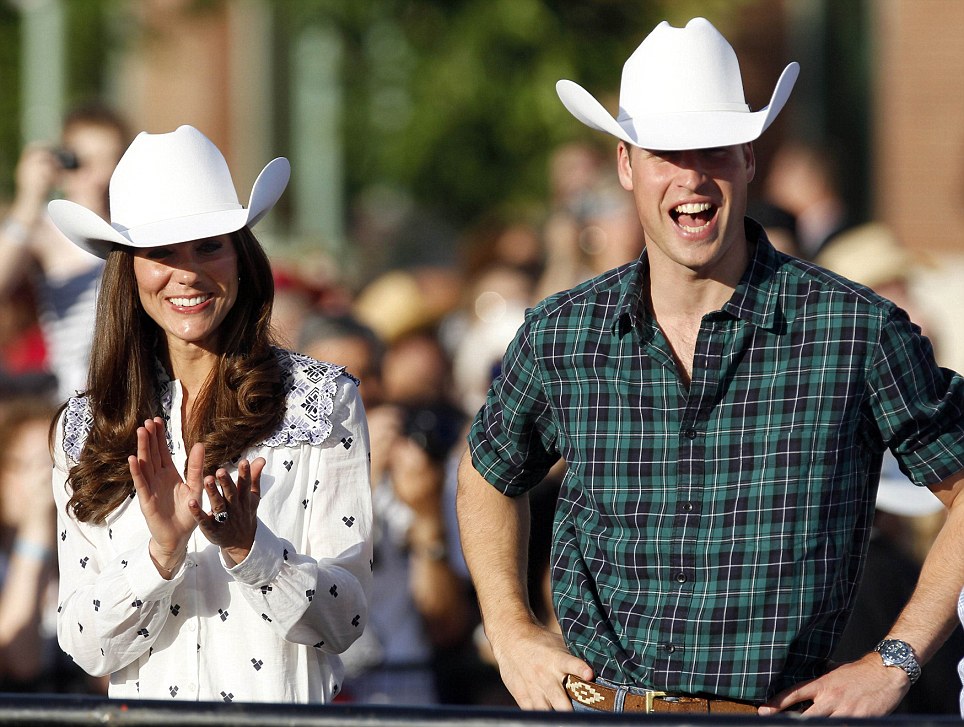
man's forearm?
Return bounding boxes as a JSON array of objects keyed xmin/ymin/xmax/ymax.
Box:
[
  {"xmin": 456, "ymin": 452, "xmax": 536, "ymax": 639},
  {"xmin": 885, "ymin": 475, "xmax": 964, "ymax": 665}
]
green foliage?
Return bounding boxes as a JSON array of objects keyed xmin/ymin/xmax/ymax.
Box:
[
  {"xmin": 278, "ymin": 0, "xmax": 664, "ymax": 229},
  {"xmin": 0, "ymin": 0, "xmax": 122, "ymax": 200},
  {"xmin": 0, "ymin": 4, "xmax": 20, "ymax": 199}
]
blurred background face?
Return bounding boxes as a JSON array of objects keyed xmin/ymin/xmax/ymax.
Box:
[
  {"xmin": 304, "ymin": 334, "xmax": 382, "ymax": 408},
  {"xmin": 0, "ymin": 418, "xmax": 52, "ymax": 525},
  {"xmin": 59, "ymin": 122, "xmax": 126, "ymax": 213},
  {"xmin": 381, "ymin": 333, "xmax": 450, "ymax": 408}
]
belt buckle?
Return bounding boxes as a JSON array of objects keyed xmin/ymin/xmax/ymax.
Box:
[{"xmin": 645, "ymin": 690, "xmax": 668, "ymax": 713}]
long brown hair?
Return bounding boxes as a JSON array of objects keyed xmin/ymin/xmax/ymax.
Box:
[{"xmin": 65, "ymin": 227, "xmax": 284, "ymax": 523}]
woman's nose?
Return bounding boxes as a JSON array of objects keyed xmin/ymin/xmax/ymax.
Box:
[{"xmin": 173, "ymin": 259, "xmax": 200, "ymax": 285}]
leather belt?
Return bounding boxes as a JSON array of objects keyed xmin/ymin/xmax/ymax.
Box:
[{"xmin": 565, "ymin": 674, "xmax": 760, "ymax": 715}]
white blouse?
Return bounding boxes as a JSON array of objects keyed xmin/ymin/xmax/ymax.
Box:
[{"xmin": 52, "ymin": 349, "xmax": 373, "ymax": 703}]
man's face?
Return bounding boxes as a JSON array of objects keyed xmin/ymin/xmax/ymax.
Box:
[{"xmin": 617, "ymin": 142, "xmax": 755, "ymax": 276}]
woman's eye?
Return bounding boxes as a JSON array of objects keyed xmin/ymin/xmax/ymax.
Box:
[
  {"xmin": 198, "ymin": 241, "xmax": 222, "ymax": 254},
  {"xmin": 145, "ymin": 248, "xmax": 172, "ymax": 260}
]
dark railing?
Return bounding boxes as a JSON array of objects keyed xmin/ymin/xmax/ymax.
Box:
[{"xmin": 0, "ymin": 694, "xmax": 962, "ymax": 727}]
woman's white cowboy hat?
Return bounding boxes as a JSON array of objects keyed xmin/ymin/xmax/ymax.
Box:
[
  {"xmin": 48, "ymin": 124, "xmax": 290, "ymax": 259},
  {"xmin": 556, "ymin": 17, "xmax": 800, "ymax": 151}
]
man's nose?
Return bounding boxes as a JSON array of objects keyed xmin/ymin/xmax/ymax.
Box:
[{"xmin": 674, "ymin": 151, "xmax": 710, "ymax": 184}]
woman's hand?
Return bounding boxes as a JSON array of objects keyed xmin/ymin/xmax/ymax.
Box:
[
  {"xmin": 128, "ymin": 417, "xmax": 204, "ymax": 575},
  {"xmin": 189, "ymin": 457, "xmax": 265, "ymax": 566}
]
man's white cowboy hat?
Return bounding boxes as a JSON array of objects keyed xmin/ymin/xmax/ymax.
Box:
[
  {"xmin": 556, "ymin": 17, "xmax": 800, "ymax": 151},
  {"xmin": 48, "ymin": 124, "xmax": 290, "ymax": 259}
]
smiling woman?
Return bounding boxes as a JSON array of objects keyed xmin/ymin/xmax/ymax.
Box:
[
  {"xmin": 43, "ymin": 126, "xmax": 374, "ymax": 704},
  {"xmin": 132, "ymin": 234, "xmax": 239, "ymax": 354}
]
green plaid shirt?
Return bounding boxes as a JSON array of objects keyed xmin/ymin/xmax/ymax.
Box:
[{"xmin": 467, "ymin": 220, "xmax": 964, "ymax": 701}]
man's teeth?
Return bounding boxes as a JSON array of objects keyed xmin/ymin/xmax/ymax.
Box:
[
  {"xmin": 675, "ymin": 202, "xmax": 713, "ymax": 214},
  {"xmin": 169, "ymin": 295, "xmax": 209, "ymax": 307}
]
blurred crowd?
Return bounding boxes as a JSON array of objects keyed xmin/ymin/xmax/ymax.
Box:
[{"xmin": 0, "ymin": 106, "xmax": 962, "ymax": 713}]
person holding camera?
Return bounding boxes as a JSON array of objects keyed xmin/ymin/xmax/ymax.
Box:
[
  {"xmin": 0, "ymin": 105, "xmax": 129, "ymax": 401},
  {"xmin": 299, "ymin": 317, "xmax": 472, "ymax": 704}
]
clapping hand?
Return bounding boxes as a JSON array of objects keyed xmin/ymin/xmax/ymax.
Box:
[
  {"xmin": 189, "ymin": 457, "xmax": 265, "ymax": 567},
  {"xmin": 128, "ymin": 417, "xmax": 204, "ymax": 575}
]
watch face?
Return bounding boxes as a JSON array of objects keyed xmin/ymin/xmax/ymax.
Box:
[{"xmin": 882, "ymin": 640, "xmax": 909, "ymax": 663}]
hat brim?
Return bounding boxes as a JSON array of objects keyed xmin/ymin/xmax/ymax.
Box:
[
  {"xmin": 557, "ymin": 62, "xmax": 799, "ymax": 151},
  {"xmin": 48, "ymin": 157, "xmax": 291, "ymax": 259}
]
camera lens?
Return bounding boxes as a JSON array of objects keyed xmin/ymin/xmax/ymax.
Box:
[{"xmin": 54, "ymin": 148, "xmax": 80, "ymax": 170}]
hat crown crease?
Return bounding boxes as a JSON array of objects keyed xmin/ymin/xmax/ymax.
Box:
[
  {"xmin": 108, "ymin": 126, "xmax": 241, "ymax": 230},
  {"xmin": 618, "ymin": 20, "xmax": 749, "ymax": 117}
]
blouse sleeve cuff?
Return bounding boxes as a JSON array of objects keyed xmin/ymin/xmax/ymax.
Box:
[
  {"xmin": 224, "ymin": 518, "xmax": 284, "ymax": 587},
  {"xmin": 122, "ymin": 539, "xmax": 186, "ymax": 601}
]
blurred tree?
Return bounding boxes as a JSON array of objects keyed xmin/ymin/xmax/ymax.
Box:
[
  {"xmin": 0, "ymin": 0, "xmax": 122, "ymax": 200},
  {"xmin": 0, "ymin": 4, "xmax": 20, "ymax": 197},
  {"xmin": 276, "ymin": 1, "xmax": 663, "ymax": 243},
  {"xmin": 273, "ymin": 0, "xmax": 759, "ymax": 275}
]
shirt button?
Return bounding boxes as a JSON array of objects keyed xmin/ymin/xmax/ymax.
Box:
[
  {"xmin": 187, "ymin": 621, "xmax": 196, "ymax": 633},
  {"xmin": 683, "ymin": 428, "xmax": 697, "ymax": 439},
  {"xmin": 663, "ymin": 643, "xmax": 676, "ymax": 653},
  {"xmin": 680, "ymin": 501, "xmax": 694, "ymax": 512},
  {"xmin": 675, "ymin": 572, "xmax": 687, "ymax": 583}
]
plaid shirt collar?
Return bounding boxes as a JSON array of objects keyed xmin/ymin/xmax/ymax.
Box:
[{"xmin": 614, "ymin": 218, "xmax": 781, "ymax": 337}]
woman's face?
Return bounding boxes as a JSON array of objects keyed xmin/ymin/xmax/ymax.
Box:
[{"xmin": 133, "ymin": 234, "xmax": 239, "ymax": 353}]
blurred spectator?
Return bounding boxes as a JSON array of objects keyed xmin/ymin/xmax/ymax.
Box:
[
  {"xmin": 536, "ymin": 154, "xmax": 644, "ymax": 302},
  {"xmin": 0, "ymin": 397, "xmax": 57, "ymax": 690},
  {"xmin": 300, "ymin": 316, "xmax": 471, "ymax": 705},
  {"xmin": 270, "ymin": 250, "xmax": 359, "ymax": 350},
  {"xmin": 353, "ymin": 269, "xmax": 459, "ymax": 346},
  {"xmin": 747, "ymin": 199, "xmax": 800, "ymax": 257},
  {"xmin": 460, "ymin": 214, "xmax": 543, "ymax": 284},
  {"xmin": 814, "ymin": 222, "xmax": 938, "ymax": 348},
  {"xmin": 299, "ymin": 313, "xmax": 385, "ymax": 410},
  {"xmin": 0, "ymin": 280, "xmax": 55, "ymax": 398},
  {"xmin": 547, "ymin": 141, "xmax": 605, "ymax": 216},
  {"xmin": 449, "ymin": 264, "xmax": 532, "ymax": 417},
  {"xmin": 0, "ymin": 104, "xmax": 128, "ymax": 401},
  {"xmin": 763, "ymin": 139, "xmax": 851, "ymax": 259}
]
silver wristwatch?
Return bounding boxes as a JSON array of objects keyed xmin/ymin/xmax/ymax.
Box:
[{"xmin": 874, "ymin": 639, "xmax": 921, "ymax": 685}]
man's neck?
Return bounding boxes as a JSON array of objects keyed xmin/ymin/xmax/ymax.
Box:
[{"xmin": 646, "ymin": 238, "xmax": 751, "ymax": 323}]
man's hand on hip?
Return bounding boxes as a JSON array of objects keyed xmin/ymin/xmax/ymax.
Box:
[
  {"xmin": 488, "ymin": 620, "xmax": 594, "ymax": 711},
  {"xmin": 759, "ymin": 652, "xmax": 910, "ymax": 718}
]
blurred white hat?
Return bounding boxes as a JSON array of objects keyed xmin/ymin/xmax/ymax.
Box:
[{"xmin": 876, "ymin": 453, "xmax": 944, "ymax": 517}]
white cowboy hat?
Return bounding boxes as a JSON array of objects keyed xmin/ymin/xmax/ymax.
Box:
[
  {"xmin": 48, "ymin": 124, "xmax": 290, "ymax": 259},
  {"xmin": 556, "ymin": 17, "xmax": 800, "ymax": 151}
]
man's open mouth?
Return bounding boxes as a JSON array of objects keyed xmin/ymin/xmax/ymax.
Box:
[{"xmin": 671, "ymin": 202, "xmax": 717, "ymax": 232}]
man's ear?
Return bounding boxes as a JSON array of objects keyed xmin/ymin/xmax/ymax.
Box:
[
  {"xmin": 617, "ymin": 142, "xmax": 634, "ymax": 191},
  {"xmin": 744, "ymin": 142, "xmax": 756, "ymax": 183}
]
